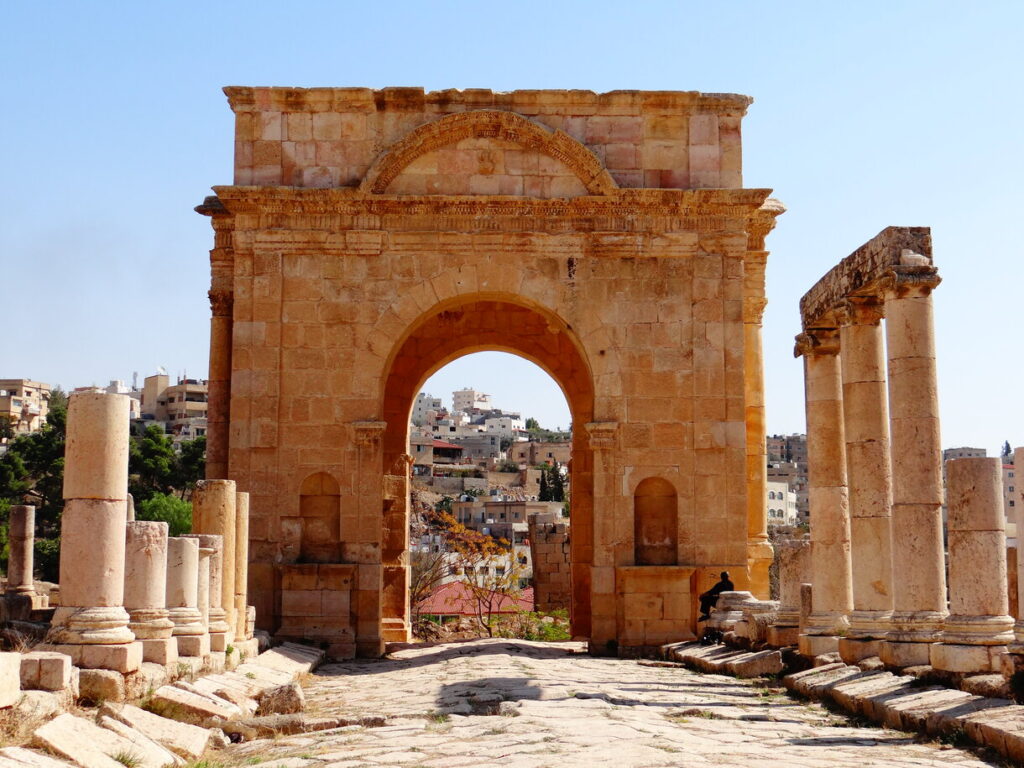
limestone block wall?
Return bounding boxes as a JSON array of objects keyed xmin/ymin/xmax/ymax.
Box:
[
  {"xmin": 278, "ymin": 563, "xmax": 357, "ymax": 659},
  {"xmin": 528, "ymin": 513, "xmax": 571, "ymax": 613},
  {"xmin": 226, "ymin": 88, "xmax": 747, "ymax": 192}
]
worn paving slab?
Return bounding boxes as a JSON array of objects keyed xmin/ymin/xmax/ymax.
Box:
[{"xmin": 216, "ymin": 638, "xmax": 995, "ymax": 767}]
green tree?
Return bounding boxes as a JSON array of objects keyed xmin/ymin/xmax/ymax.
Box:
[
  {"xmin": 525, "ymin": 417, "xmax": 539, "ymax": 431},
  {"xmin": 171, "ymin": 436, "xmax": 206, "ymax": 498},
  {"xmin": 135, "ymin": 492, "xmax": 193, "ymax": 536},
  {"xmin": 548, "ymin": 461, "xmax": 565, "ymax": 503},
  {"xmin": 538, "ymin": 470, "xmax": 550, "ymax": 501},
  {"xmin": 1003, "ymin": 441, "xmax": 1013, "ymax": 460},
  {"xmin": 129, "ymin": 425, "xmax": 177, "ymax": 501}
]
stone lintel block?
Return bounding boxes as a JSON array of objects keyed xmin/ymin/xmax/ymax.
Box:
[
  {"xmin": 0, "ymin": 652, "xmax": 20, "ymax": 707},
  {"xmin": 879, "ymin": 639, "xmax": 932, "ymax": 669},
  {"xmin": 931, "ymin": 642, "xmax": 1005, "ymax": 674},
  {"xmin": 140, "ymin": 637, "xmax": 179, "ymax": 666},
  {"xmin": 798, "ymin": 633, "xmax": 839, "ymax": 658},
  {"xmin": 176, "ymin": 634, "xmax": 211, "ymax": 658},
  {"xmin": 838, "ymin": 637, "xmax": 884, "ymax": 665},
  {"xmin": 78, "ymin": 669, "xmax": 127, "ymax": 703}
]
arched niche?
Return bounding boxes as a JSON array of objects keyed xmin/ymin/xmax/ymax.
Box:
[
  {"xmin": 634, "ymin": 477, "xmax": 678, "ymax": 566},
  {"xmin": 299, "ymin": 471, "xmax": 341, "ymax": 563}
]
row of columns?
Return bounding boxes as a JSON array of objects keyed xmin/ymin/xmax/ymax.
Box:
[
  {"xmin": 796, "ymin": 259, "xmax": 1014, "ymax": 672},
  {"xmin": 39, "ymin": 392, "xmax": 254, "ymax": 675}
]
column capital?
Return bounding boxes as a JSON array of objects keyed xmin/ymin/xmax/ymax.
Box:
[
  {"xmin": 835, "ymin": 296, "xmax": 885, "ymax": 327},
  {"xmin": 794, "ymin": 327, "xmax": 840, "ymax": 358},
  {"xmin": 208, "ymin": 289, "xmax": 234, "ymax": 317},
  {"xmin": 878, "ymin": 262, "xmax": 941, "ymax": 300}
]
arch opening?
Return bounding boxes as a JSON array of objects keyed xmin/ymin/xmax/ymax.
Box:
[{"xmin": 380, "ymin": 297, "xmax": 596, "ymax": 641}]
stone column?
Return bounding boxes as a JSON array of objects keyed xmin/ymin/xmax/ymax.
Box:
[
  {"xmin": 126, "ymin": 493, "xmax": 135, "ymax": 522},
  {"xmin": 879, "ymin": 261, "xmax": 947, "ymax": 668},
  {"xmin": 767, "ymin": 537, "xmax": 810, "ymax": 647},
  {"xmin": 46, "ymin": 393, "xmax": 141, "ymax": 674},
  {"xmin": 6, "ymin": 505, "xmax": 35, "ymax": 595},
  {"xmin": 836, "ymin": 297, "xmax": 895, "ymax": 663},
  {"xmin": 186, "ymin": 534, "xmax": 230, "ymax": 651},
  {"xmin": 192, "ymin": 479, "xmax": 236, "ymax": 639},
  {"xmin": 234, "ymin": 491, "xmax": 251, "ymax": 640},
  {"xmin": 166, "ymin": 536, "xmax": 209, "ymax": 658},
  {"xmin": 206, "ymin": 285, "xmax": 233, "ymax": 481},
  {"xmin": 795, "ymin": 329, "xmax": 852, "ymax": 657},
  {"xmin": 931, "ymin": 457, "xmax": 1013, "ymax": 673},
  {"xmin": 124, "ymin": 521, "xmax": 176, "ymax": 665}
]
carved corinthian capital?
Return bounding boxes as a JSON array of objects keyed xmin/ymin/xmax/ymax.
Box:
[{"xmin": 208, "ymin": 290, "xmax": 234, "ymax": 318}]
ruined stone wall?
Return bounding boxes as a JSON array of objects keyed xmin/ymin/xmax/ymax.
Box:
[{"xmin": 528, "ymin": 513, "xmax": 571, "ymax": 613}]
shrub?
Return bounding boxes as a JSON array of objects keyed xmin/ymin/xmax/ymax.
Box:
[{"xmin": 136, "ymin": 493, "xmax": 192, "ymax": 536}]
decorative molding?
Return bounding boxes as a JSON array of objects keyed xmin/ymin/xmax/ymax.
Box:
[
  {"xmin": 793, "ymin": 328, "xmax": 840, "ymax": 359},
  {"xmin": 359, "ymin": 110, "xmax": 618, "ymax": 196},
  {"xmin": 585, "ymin": 421, "xmax": 619, "ymax": 450},
  {"xmin": 877, "ymin": 264, "xmax": 942, "ymax": 300},
  {"xmin": 834, "ymin": 296, "xmax": 885, "ymax": 327}
]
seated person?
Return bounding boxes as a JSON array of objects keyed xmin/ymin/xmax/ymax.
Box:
[{"xmin": 698, "ymin": 571, "xmax": 734, "ymax": 620}]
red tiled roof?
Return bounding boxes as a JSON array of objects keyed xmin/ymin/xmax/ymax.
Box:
[
  {"xmin": 416, "ymin": 581, "xmax": 534, "ymax": 616},
  {"xmin": 432, "ymin": 439, "xmax": 463, "ymax": 450}
]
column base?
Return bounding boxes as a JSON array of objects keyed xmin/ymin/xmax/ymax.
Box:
[
  {"xmin": 140, "ymin": 637, "xmax": 178, "ymax": 666},
  {"xmin": 879, "ymin": 639, "xmax": 933, "ymax": 669},
  {"xmin": 40, "ymin": 641, "xmax": 142, "ymax": 673},
  {"xmin": 888, "ymin": 610, "xmax": 946, "ymax": 642},
  {"xmin": 798, "ymin": 633, "xmax": 839, "ymax": 657},
  {"xmin": 766, "ymin": 625, "xmax": 800, "ymax": 647},
  {"xmin": 931, "ymin": 642, "xmax": 1005, "ymax": 674},
  {"xmin": 940, "ymin": 614, "xmax": 1014, "ymax": 645},
  {"xmin": 47, "ymin": 606, "xmax": 134, "ymax": 645},
  {"xmin": 233, "ymin": 637, "xmax": 260, "ymax": 662},
  {"xmin": 176, "ymin": 634, "xmax": 211, "ymax": 658},
  {"xmin": 209, "ymin": 631, "xmax": 230, "ymax": 652},
  {"xmin": 838, "ymin": 637, "xmax": 883, "ymax": 664}
]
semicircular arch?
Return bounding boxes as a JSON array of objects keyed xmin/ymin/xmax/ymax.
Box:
[{"xmin": 359, "ymin": 109, "xmax": 618, "ymax": 196}]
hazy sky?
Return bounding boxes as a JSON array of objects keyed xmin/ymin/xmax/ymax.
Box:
[{"xmin": 3, "ymin": 2, "xmax": 1022, "ymax": 451}]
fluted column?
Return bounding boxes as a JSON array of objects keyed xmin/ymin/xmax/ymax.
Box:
[
  {"xmin": 6, "ymin": 505, "xmax": 35, "ymax": 595},
  {"xmin": 879, "ymin": 261, "xmax": 947, "ymax": 668},
  {"xmin": 932, "ymin": 457, "xmax": 1013, "ymax": 673},
  {"xmin": 836, "ymin": 297, "xmax": 894, "ymax": 663},
  {"xmin": 796, "ymin": 328, "xmax": 852, "ymax": 657},
  {"xmin": 46, "ymin": 393, "xmax": 141, "ymax": 673}
]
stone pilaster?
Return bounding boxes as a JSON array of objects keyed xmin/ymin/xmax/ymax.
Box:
[
  {"xmin": 124, "ymin": 521, "xmax": 176, "ymax": 665},
  {"xmin": 46, "ymin": 393, "xmax": 141, "ymax": 674},
  {"xmin": 166, "ymin": 536, "xmax": 209, "ymax": 658},
  {"xmin": 353, "ymin": 422, "xmax": 386, "ymax": 657},
  {"xmin": 878, "ymin": 261, "xmax": 947, "ymax": 668},
  {"xmin": 795, "ymin": 328, "xmax": 852, "ymax": 657},
  {"xmin": 931, "ymin": 457, "xmax": 1013, "ymax": 673},
  {"xmin": 835, "ymin": 297, "xmax": 894, "ymax": 663},
  {"xmin": 234, "ymin": 491, "xmax": 251, "ymax": 641}
]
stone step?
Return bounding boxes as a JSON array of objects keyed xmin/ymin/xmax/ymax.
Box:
[{"xmin": 664, "ymin": 642, "xmax": 782, "ymax": 678}]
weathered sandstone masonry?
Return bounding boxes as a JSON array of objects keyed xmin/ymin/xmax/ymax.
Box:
[
  {"xmin": 528, "ymin": 512, "xmax": 571, "ymax": 613},
  {"xmin": 794, "ymin": 227, "xmax": 947, "ymax": 667},
  {"xmin": 191, "ymin": 479, "xmax": 237, "ymax": 646},
  {"xmin": 123, "ymin": 520, "xmax": 177, "ymax": 666},
  {"xmin": 45, "ymin": 393, "xmax": 142, "ymax": 675},
  {"xmin": 166, "ymin": 536, "xmax": 209, "ymax": 658},
  {"xmin": 197, "ymin": 86, "xmax": 785, "ymax": 655}
]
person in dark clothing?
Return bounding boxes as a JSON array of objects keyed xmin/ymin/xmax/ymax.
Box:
[{"xmin": 698, "ymin": 571, "xmax": 734, "ymax": 620}]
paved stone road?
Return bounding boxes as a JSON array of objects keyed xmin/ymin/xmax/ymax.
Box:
[{"xmin": 225, "ymin": 639, "xmax": 996, "ymax": 768}]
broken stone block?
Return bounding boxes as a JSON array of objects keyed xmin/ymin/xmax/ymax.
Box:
[
  {"xmin": 33, "ymin": 712, "xmax": 173, "ymax": 768},
  {"xmin": 100, "ymin": 702, "xmax": 211, "ymax": 761},
  {"xmin": 256, "ymin": 681, "xmax": 305, "ymax": 715},
  {"xmin": 78, "ymin": 669, "xmax": 125, "ymax": 703},
  {"xmin": 0, "ymin": 652, "xmax": 21, "ymax": 708},
  {"xmin": 723, "ymin": 650, "xmax": 783, "ymax": 678},
  {"xmin": 0, "ymin": 746, "xmax": 76, "ymax": 768},
  {"xmin": 20, "ymin": 652, "xmax": 73, "ymax": 692},
  {"xmin": 97, "ymin": 716, "xmax": 183, "ymax": 767},
  {"xmin": 149, "ymin": 683, "xmax": 241, "ymax": 722}
]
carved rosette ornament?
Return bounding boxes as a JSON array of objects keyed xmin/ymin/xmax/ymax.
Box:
[{"xmin": 208, "ymin": 290, "xmax": 234, "ymax": 318}]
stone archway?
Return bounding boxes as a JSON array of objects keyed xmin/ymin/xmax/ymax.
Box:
[{"xmin": 198, "ymin": 86, "xmax": 784, "ymax": 658}]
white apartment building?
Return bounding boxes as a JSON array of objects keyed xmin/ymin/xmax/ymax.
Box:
[
  {"xmin": 484, "ymin": 415, "xmax": 524, "ymax": 439},
  {"xmin": 412, "ymin": 392, "xmax": 443, "ymax": 426},
  {"xmin": 766, "ymin": 481, "xmax": 798, "ymax": 527},
  {"xmin": 453, "ymin": 388, "xmax": 492, "ymax": 413}
]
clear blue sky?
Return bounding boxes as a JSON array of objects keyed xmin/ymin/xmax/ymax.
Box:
[{"xmin": 2, "ymin": 2, "xmax": 1021, "ymax": 451}]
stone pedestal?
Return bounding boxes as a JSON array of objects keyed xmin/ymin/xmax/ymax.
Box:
[
  {"xmin": 124, "ymin": 521, "xmax": 176, "ymax": 666},
  {"xmin": 166, "ymin": 537, "xmax": 209, "ymax": 658},
  {"xmin": 880, "ymin": 264, "xmax": 947, "ymax": 667},
  {"xmin": 234, "ymin": 490, "xmax": 251, "ymax": 640},
  {"xmin": 837, "ymin": 299, "xmax": 894, "ymax": 663},
  {"xmin": 45, "ymin": 393, "xmax": 140, "ymax": 674},
  {"xmin": 795, "ymin": 330, "xmax": 852, "ymax": 657},
  {"xmin": 931, "ymin": 457, "xmax": 1013, "ymax": 673},
  {"xmin": 767, "ymin": 538, "xmax": 809, "ymax": 647},
  {"xmin": 192, "ymin": 479, "xmax": 237, "ymax": 638}
]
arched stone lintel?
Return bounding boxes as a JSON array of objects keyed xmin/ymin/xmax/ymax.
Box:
[{"xmin": 359, "ymin": 109, "xmax": 618, "ymax": 196}]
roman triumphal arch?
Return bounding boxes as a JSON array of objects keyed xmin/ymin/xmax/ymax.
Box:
[{"xmin": 197, "ymin": 87, "xmax": 784, "ymax": 657}]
